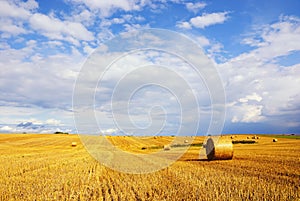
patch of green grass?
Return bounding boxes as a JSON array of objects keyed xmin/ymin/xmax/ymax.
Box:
[
  {"xmin": 260, "ymin": 134, "xmax": 300, "ymax": 139},
  {"xmin": 273, "ymin": 135, "xmax": 300, "ymax": 139}
]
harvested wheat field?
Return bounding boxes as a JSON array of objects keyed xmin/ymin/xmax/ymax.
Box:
[{"xmin": 0, "ymin": 134, "xmax": 299, "ymax": 200}]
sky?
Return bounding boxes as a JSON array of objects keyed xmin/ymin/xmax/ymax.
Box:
[{"xmin": 0, "ymin": 0, "xmax": 300, "ymax": 135}]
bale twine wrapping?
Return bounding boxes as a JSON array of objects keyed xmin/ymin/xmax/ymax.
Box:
[{"xmin": 205, "ymin": 137, "xmax": 233, "ymax": 160}]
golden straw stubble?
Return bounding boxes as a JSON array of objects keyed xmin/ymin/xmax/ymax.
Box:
[{"xmin": 206, "ymin": 137, "xmax": 233, "ymax": 160}]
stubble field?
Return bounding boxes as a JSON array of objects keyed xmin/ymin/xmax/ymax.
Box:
[{"xmin": 0, "ymin": 134, "xmax": 299, "ymax": 200}]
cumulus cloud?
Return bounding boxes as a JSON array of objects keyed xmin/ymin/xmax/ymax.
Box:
[
  {"xmin": 231, "ymin": 105, "xmax": 264, "ymax": 123},
  {"xmin": 0, "ymin": 0, "xmax": 32, "ymax": 19},
  {"xmin": 71, "ymin": 0, "xmax": 141, "ymax": 17},
  {"xmin": 0, "ymin": 0, "xmax": 37, "ymax": 37},
  {"xmin": 75, "ymin": 39, "xmax": 216, "ymax": 135},
  {"xmin": 29, "ymin": 13, "xmax": 94, "ymax": 43},
  {"xmin": 219, "ymin": 16, "xmax": 300, "ymax": 128},
  {"xmin": 177, "ymin": 12, "xmax": 229, "ymax": 29},
  {"xmin": 241, "ymin": 15, "xmax": 300, "ymax": 60},
  {"xmin": 0, "ymin": 0, "xmax": 94, "ymax": 46},
  {"xmin": 176, "ymin": 21, "xmax": 192, "ymax": 29},
  {"xmin": 0, "ymin": 126, "xmax": 14, "ymax": 132},
  {"xmin": 0, "ymin": 40, "xmax": 84, "ymax": 112},
  {"xmin": 101, "ymin": 128, "xmax": 120, "ymax": 135},
  {"xmin": 0, "ymin": 18, "xmax": 27, "ymax": 36},
  {"xmin": 46, "ymin": 119, "xmax": 62, "ymax": 125},
  {"xmin": 195, "ymin": 36, "xmax": 210, "ymax": 47},
  {"xmin": 185, "ymin": 2, "xmax": 206, "ymax": 13},
  {"xmin": 239, "ymin": 93, "xmax": 262, "ymax": 103},
  {"xmin": 190, "ymin": 12, "xmax": 229, "ymax": 28}
]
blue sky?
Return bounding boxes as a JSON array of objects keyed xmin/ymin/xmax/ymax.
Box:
[{"xmin": 0, "ymin": 0, "xmax": 299, "ymax": 135}]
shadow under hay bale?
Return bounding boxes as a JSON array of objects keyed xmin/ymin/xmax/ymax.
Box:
[{"xmin": 205, "ymin": 138, "xmax": 233, "ymax": 160}]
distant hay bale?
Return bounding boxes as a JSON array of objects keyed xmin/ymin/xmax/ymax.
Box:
[
  {"xmin": 230, "ymin": 135, "xmax": 234, "ymax": 139},
  {"xmin": 257, "ymin": 137, "xmax": 260, "ymax": 139},
  {"xmin": 273, "ymin": 138, "xmax": 277, "ymax": 142},
  {"xmin": 247, "ymin": 136, "xmax": 250, "ymax": 139},
  {"xmin": 205, "ymin": 138, "xmax": 233, "ymax": 160},
  {"xmin": 252, "ymin": 135, "xmax": 257, "ymax": 139},
  {"xmin": 71, "ymin": 142, "xmax": 77, "ymax": 147},
  {"xmin": 163, "ymin": 145, "xmax": 171, "ymax": 151},
  {"xmin": 184, "ymin": 140, "xmax": 189, "ymax": 143},
  {"xmin": 154, "ymin": 136, "xmax": 157, "ymax": 139}
]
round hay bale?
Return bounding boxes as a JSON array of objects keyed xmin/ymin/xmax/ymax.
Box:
[
  {"xmin": 163, "ymin": 145, "xmax": 171, "ymax": 151},
  {"xmin": 71, "ymin": 142, "xmax": 77, "ymax": 147},
  {"xmin": 230, "ymin": 135, "xmax": 234, "ymax": 139},
  {"xmin": 184, "ymin": 140, "xmax": 189, "ymax": 143},
  {"xmin": 205, "ymin": 138, "xmax": 233, "ymax": 160},
  {"xmin": 273, "ymin": 138, "xmax": 277, "ymax": 142},
  {"xmin": 247, "ymin": 136, "xmax": 250, "ymax": 139}
]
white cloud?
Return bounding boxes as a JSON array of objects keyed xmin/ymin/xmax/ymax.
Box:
[
  {"xmin": 101, "ymin": 128, "xmax": 119, "ymax": 135},
  {"xmin": 239, "ymin": 93, "xmax": 262, "ymax": 103},
  {"xmin": 29, "ymin": 13, "xmax": 94, "ymax": 42},
  {"xmin": 0, "ymin": 18, "xmax": 27, "ymax": 36},
  {"xmin": 0, "ymin": 0, "xmax": 38, "ymax": 37},
  {"xmin": 0, "ymin": 126, "xmax": 14, "ymax": 132},
  {"xmin": 219, "ymin": 16, "xmax": 300, "ymax": 126},
  {"xmin": 177, "ymin": 12, "xmax": 229, "ymax": 30},
  {"xmin": 46, "ymin": 119, "xmax": 61, "ymax": 125},
  {"xmin": 0, "ymin": 40, "xmax": 84, "ymax": 112},
  {"xmin": 231, "ymin": 104, "xmax": 264, "ymax": 123},
  {"xmin": 0, "ymin": 1, "xmax": 31, "ymax": 19},
  {"xmin": 123, "ymin": 23, "xmax": 150, "ymax": 32},
  {"xmin": 66, "ymin": 9, "xmax": 95, "ymax": 26},
  {"xmin": 185, "ymin": 2, "xmax": 206, "ymax": 13},
  {"xmin": 190, "ymin": 12, "xmax": 229, "ymax": 29},
  {"xmin": 176, "ymin": 21, "xmax": 192, "ymax": 29},
  {"xmin": 71, "ymin": 0, "xmax": 141, "ymax": 17},
  {"xmin": 112, "ymin": 17, "xmax": 125, "ymax": 24},
  {"xmin": 80, "ymin": 42, "xmax": 214, "ymax": 135},
  {"xmin": 0, "ymin": 106, "xmax": 75, "ymax": 133},
  {"xmin": 195, "ymin": 36, "xmax": 210, "ymax": 47},
  {"xmin": 19, "ymin": 0, "xmax": 39, "ymax": 10}
]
